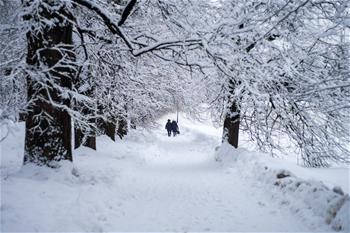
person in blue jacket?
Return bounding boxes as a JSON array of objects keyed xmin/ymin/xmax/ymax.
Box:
[
  {"xmin": 165, "ymin": 119, "xmax": 172, "ymax": 137},
  {"xmin": 171, "ymin": 120, "xmax": 179, "ymax": 136}
]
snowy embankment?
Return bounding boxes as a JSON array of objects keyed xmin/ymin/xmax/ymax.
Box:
[
  {"xmin": 215, "ymin": 144, "xmax": 350, "ymax": 232},
  {"xmin": 1, "ymin": 114, "xmax": 349, "ymax": 232}
]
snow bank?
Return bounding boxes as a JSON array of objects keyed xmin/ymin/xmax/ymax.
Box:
[{"xmin": 215, "ymin": 143, "xmax": 350, "ymax": 232}]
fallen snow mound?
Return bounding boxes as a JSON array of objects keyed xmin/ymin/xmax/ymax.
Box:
[{"xmin": 215, "ymin": 143, "xmax": 350, "ymax": 232}]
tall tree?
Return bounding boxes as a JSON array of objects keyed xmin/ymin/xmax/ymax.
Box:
[{"xmin": 23, "ymin": 0, "xmax": 76, "ymax": 166}]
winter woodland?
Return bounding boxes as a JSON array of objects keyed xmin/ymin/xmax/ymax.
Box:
[{"xmin": 0, "ymin": 0, "xmax": 350, "ymax": 231}]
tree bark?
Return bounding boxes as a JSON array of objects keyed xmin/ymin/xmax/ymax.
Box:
[
  {"xmin": 84, "ymin": 131, "xmax": 96, "ymax": 149},
  {"xmin": 75, "ymin": 127, "xmax": 84, "ymax": 149},
  {"xmin": 222, "ymin": 101, "xmax": 240, "ymax": 148},
  {"xmin": 117, "ymin": 117, "xmax": 128, "ymax": 139},
  {"xmin": 222, "ymin": 78, "xmax": 240, "ymax": 148},
  {"xmin": 23, "ymin": 1, "xmax": 75, "ymax": 166},
  {"xmin": 105, "ymin": 121, "xmax": 116, "ymax": 141}
]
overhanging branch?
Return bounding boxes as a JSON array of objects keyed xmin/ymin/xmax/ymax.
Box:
[
  {"xmin": 118, "ymin": 0, "xmax": 137, "ymax": 26},
  {"xmin": 72, "ymin": 0, "xmax": 133, "ymax": 50}
]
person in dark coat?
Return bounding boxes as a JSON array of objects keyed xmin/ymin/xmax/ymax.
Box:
[
  {"xmin": 171, "ymin": 120, "xmax": 179, "ymax": 136},
  {"xmin": 165, "ymin": 119, "xmax": 172, "ymax": 137}
]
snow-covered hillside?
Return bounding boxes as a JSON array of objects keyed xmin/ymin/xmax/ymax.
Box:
[{"xmin": 1, "ymin": 114, "xmax": 349, "ymax": 232}]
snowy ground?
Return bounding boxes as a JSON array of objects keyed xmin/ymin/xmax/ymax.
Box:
[{"xmin": 1, "ymin": 114, "xmax": 349, "ymax": 232}]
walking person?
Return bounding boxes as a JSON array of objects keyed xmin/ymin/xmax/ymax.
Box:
[
  {"xmin": 171, "ymin": 120, "xmax": 179, "ymax": 137},
  {"xmin": 165, "ymin": 119, "xmax": 172, "ymax": 137}
]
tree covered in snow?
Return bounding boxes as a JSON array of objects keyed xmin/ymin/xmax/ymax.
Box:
[
  {"xmin": 0, "ymin": 0, "xmax": 26, "ymax": 141},
  {"xmin": 214, "ymin": 0, "xmax": 350, "ymax": 167},
  {"xmin": 0, "ymin": 0, "xmax": 203, "ymax": 166},
  {"xmin": 150, "ymin": 0, "xmax": 350, "ymax": 167},
  {"xmin": 0, "ymin": 0, "xmax": 349, "ymax": 167}
]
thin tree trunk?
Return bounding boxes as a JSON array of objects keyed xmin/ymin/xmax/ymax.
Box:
[
  {"xmin": 117, "ymin": 103, "xmax": 128, "ymax": 139},
  {"xmin": 23, "ymin": 1, "xmax": 75, "ymax": 166},
  {"xmin": 222, "ymin": 78, "xmax": 240, "ymax": 148},
  {"xmin": 222, "ymin": 101, "xmax": 240, "ymax": 148},
  {"xmin": 75, "ymin": 127, "xmax": 84, "ymax": 149}
]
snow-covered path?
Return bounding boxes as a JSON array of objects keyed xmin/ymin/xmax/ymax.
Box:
[
  {"xmin": 1, "ymin": 115, "xmax": 342, "ymax": 232},
  {"xmin": 92, "ymin": 124, "xmax": 320, "ymax": 232}
]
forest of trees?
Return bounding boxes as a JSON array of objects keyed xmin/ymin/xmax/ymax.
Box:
[{"xmin": 0, "ymin": 0, "xmax": 349, "ymax": 167}]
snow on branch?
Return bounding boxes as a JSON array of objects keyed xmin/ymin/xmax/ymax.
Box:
[
  {"xmin": 72, "ymin": 0, "xmax": 134, "ymax": 49},
  {"xmin": 118, "ymin": 0, "xmax": 137, "ymax": 26},
  {"xmin": 132, "ymin": 38, "xmax": 202, "ymax": 56}
]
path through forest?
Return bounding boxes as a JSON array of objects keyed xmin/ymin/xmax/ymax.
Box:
[
  {"xmin": 1, "ymin": 115, "xmax": 332, "ymax": 232},
  {"xmin": 96, "ymin": 118, "xmax": 322, "ymax": 232}
]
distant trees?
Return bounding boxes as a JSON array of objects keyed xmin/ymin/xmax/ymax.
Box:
[{"xmin": 0, "ymin": 0, "xmax": 25, "ymax": 133}]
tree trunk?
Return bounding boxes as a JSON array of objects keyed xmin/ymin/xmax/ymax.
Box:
[
  {"xmin": 23, "ymin": 1, "xmax": 75, "ymax": 167},
  {"xmin": 84, "ymin": 131, "xmax": 96, "ymax": 149},
  {"xmin": 18, "ymin": 112, "xmax": 26, "ymax": 122},
  {"xmin": 117, "ymin": 117, "xmax": 128, "ymax": 139},
  {"xmin": 75, "ymin": 127, "xmax": 84, "ymax": 149},
  {"xmin": 222, "ymin": 78, "xmax": 240, "ymax": 148},
  {"xmin": 222, "ymin": 101, "xmax": 240, "ymax": 148},
  {"xmin": 105, "ymin": 121, "xmax": 116, "ymax": 141}
]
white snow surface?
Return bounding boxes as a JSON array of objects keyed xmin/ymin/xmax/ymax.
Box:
[{"xmin": 1, "ymin": 114, "xmax": 349, "ymax": 232}]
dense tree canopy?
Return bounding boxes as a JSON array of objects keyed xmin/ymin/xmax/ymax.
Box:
[{"xmin": 0, "ymin": 0, "xmax": 349, "ymax": 167}]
